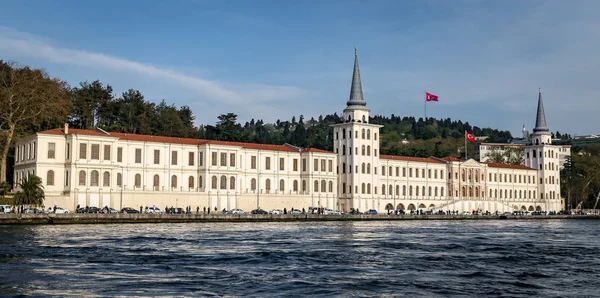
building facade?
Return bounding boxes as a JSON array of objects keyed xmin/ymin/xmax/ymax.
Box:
[{"xmin": 13, "ymin": 52, "xmax": 563, "ymax": 213}]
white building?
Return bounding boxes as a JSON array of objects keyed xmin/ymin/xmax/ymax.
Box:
[{"xmin": 13, "ymin": 51, "xmax": 564, "ymax": 213}]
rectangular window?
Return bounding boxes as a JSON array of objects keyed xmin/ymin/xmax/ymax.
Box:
[
  {"xmin": 66, "ymin": 143, "xmax": 70, "ymax": 159},
  {"xmin": 48, "ymin": 143, "xmax": 56, "ymax": 159},
  {"xmin": 230, "ymin": 153, "xmax": 236, "ymax": 167},
  {"xmin": 211, "ymin": 152, "xmax": 217, "ymax": 166},
  {"xmin": 199, "ymin": 152, "xmax": 204, "ymax": 166},
  {"xmin": 135, "ymin": 148, "xmax": 142, "ymax": 163},
  {"xmin": 328, "ymin": 160, "xmax": 333, "ymax": 172},
  {"xmin": 251, "ymin": 156, "xmax": 257, "ymax": 169},
  {"xmin": 302, "ymin": 159, "xmax": 307, "ymax": 171},
  {"xmin": 293, "ymin": 159, "xmax": 298, "ymax": 171},
  {"xmin": 172, "ymin": 151, "xmax": 178, "ymax": 165},
  {"xmin": 91, "ymin": 144, "xmax": 100, "ymax": 160},
  {"xmin": 321, "ymin": 160, "xmax": 326, "ymax": 172},
  {"xmin": 314, "ymin": 159, "xmax": 319, "ymax": 171},
  {"xmin": 265, "ymin": 157, "xmax": 271, "ymax": 170},
  {"xmin": 117, "ymin": 147, "xmax": 123, "ymax": 162},
  {"xmin": 149, "ymin": 150, "xmax": 157, "ymax": 165},
  {"xmin": 79, "ymin": 143, "xmax": 87, "ymax": 159},
  {"xmin": 104, "ymin": 145, "xmax": 111, "ymax": 161},
  {"xmin": 189, "ymin": 152, "xmax": 195, "ymax": 166},
  {"xmin": 220, "ymin": 152, "xmax": 227, "ymax": 166},
  {"xmin": 280, "ymin": 158, "xmax": 285, "ymax": 171}
]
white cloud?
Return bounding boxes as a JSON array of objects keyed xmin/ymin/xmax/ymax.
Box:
[{"xmin": 0, "ymin": 26, "xmax": 307, "ymax": 108}]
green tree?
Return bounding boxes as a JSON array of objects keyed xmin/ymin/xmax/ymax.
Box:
[
  {"xmin": 216, "ymin": 113, "xmax": 242, "ymax": 142},
  {"xmin": 484, "ymin": 148, "xmax": 506, "ymax": 163},
  {"xmin": 0, "ymin": 61, "xmax": 71, "ymax": 183},
  {"xmin": 14, "ymin": 174, "xmax": 44, "ymax": 207},
  {"xmin": 69, "ymin": 80, "xmax": 114, "ymax": 129},
  {"xmin": 504, "ymin": 147, "xmax": 525, "ymax": 165},
  {"xmin": 0, "ymin": 181, "xmax": 11, "ymax": 199}
]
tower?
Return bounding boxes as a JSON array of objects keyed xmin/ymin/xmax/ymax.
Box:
[
  {"xmin": 524, "ymin": 88, "xmax": 562, "ymax": 211},
  {"xmin": 331, "ymin": 48, "xmax": 383, "ymax": 211}
]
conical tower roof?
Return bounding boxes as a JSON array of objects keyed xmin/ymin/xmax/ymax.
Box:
[
  {"xmin": 345, "ymin": 48, "xmax": 369, "ymax": 111},
  {"xmin": 533, "ymin": 88, "xmax": 550, "ymax": 134}
]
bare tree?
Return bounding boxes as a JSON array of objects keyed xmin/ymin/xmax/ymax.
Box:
[{"xmin": 0, "ymin": 61, "xmax": 71, "ymax": 182}]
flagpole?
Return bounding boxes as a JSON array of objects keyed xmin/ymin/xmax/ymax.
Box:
[
  {"xmin": 464, "ymin": 130, "xmax": 467, "ymax": 160},
  {"xmin": 424, "ymin": 90, "xmax": 427, "ymax": 121}
]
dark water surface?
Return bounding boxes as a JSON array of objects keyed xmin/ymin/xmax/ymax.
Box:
[{"xmin": 1, "ymin": 220, "xmax": 599, "ymax": 297}]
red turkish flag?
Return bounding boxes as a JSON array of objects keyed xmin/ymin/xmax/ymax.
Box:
[
  {"xmin": 426, "ymin": 92, "xmax": 438, "ymax": 102},
  {"xmin": 465, "ymin": 131, "xmax": 475, "ymax": 143}
]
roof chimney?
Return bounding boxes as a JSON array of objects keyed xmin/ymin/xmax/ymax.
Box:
[{"xmin": 64, "ymin": 123, "xmax": 69, "ymax": 135}]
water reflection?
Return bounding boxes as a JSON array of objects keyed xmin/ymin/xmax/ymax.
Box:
[{"xmin": 0, "ymin": 220, "xmax": 599, "ymax": 297}]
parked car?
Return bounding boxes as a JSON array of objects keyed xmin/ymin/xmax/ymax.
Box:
[
  {"xmin": 228, "ymin": 209, "xmax": 245, "ymax": 215},
  {"xmin": 23, "ymin": 207, "xmax": 43, "ymax": 214},
  {"xmin": 269, "ymin": 209, "xmax": 283, "ymax": 215},
  {"xmin": 366, "ymin": 209, "xmax": 378, "ymax": 215},
  {"xmin": 251, "ymin": 209, "xmax": 268, "ymax": 214},
  {"xmin": 145, "ymin": 206, "xmax": 163, "ymax": 214},
  {"xmin": 52, "ymin": 207, "xmax": 69, "ymax": 214},
  {"xmin": 290, "ymin": 209, "xmax": 302, "ymax": 215},
  {"xmin": 0, "ymin": 205, "xmax": 13, "ymax": 213},
  {"xmin": 121, "ymin": 207, "xmax": 139, "ymax": 214}
]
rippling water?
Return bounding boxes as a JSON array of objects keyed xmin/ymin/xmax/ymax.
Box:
[{"xmin": 1, "ymin": 220, "xmax": 599, "ymax": 297}]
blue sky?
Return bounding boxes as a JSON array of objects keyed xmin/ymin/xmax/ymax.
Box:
[{"xmin": 1, "ymin": 0, "xmax": 598, "ymax": 136}]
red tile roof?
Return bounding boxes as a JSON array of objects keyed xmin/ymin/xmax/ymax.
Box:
[
  {"xmin": 485, "ymin": 162, "xmax": 535, "ymax": 170},
  {"xmin": 380, "ymin": 155, "xmax": 446, "ymax": 164},
  {"xmin": 38, "ymin": 127, "xmax": 332, "ymax": 154},
  {"xmin": 302, "ymin": 148, "xmax": 335, "ymax": 154},
  {"xmin": 440, "ymin": 156, "xmax": 464, "ymax": 162}
]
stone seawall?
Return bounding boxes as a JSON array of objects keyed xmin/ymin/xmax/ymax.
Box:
[{"xmin": 0, "ymin": 214, "xmax": 598, "ymax": 225}]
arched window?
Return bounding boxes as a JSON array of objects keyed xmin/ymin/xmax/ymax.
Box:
[
  {"xmin": 403, "ymin": 185, "xmax": 406, "ymax": 196},
  {"xmin": 367, "ymin": 129, "xmax": 371, "ymax": 140},
  {"xmin": 211, "ymin": 176, "xmax": 218, "ymax": 189},
  {"xmin": 361, "ymin": 145, "xmax": 365, "ymax": 155},
  {"xmin": 362, "ymin": 115, "xmax": 366, "ymax": 122},
  {"xmin": 189, "ymin": 176, "xmax": 194, "ymax": 189},
  {"xmin": 410, "ymin": 186, "xmax": 413, "ymax": 196},
  {"xmin": 251, "ymin": 178, "xmax": 256, "ymax": 190},
  {"xmin": 328, "ymin": 181, "xmax": 333, "ymax": 192},
  {"xmin": 361, "ymin": 163, "xmax": 365, "ymax": 173},
  {"xmin": 171, "ymin": 175, "xmax": 178, "ymax": 189},
  {"xmin": 367, "ymin": 183, "xmax": 371, "ymax": 194},
  {"xmin": 230, "ymin": 177, "xmax": 236, "ymax": 190},
  {"xmin": 279, "ymin": 179, "xmax": 285, "ymax": 192},
  {"xmin": 117, "ymin": 173, "xmax": 122, "ymax": 187},
  {"xmin": 435, "ymin": 187, "xmax": 439, "ymax": 196},
  {"xmin": 441, "ymin": 187, "xmax": 444, "ymax": 196},
  {"xmin": 321, "ymin": 180, "xmax": 326, "ymax": 192},
  {"xmin": 103, "ymin": 171, "xmax": 110, "ymax": 187},
  {"xmin": 46, "ymin": 170, "xmax": 54, "ymax": 186},
  {"xmin": 220, "ymin": 175, "xmax": 227, "ymax": 189},
  {"xmin": 343, "ymin": 145, "xmax": 346, "ymax": 155},
  {"xmin": 367, "ymin": 163, "xmax": 370, "ymax": 174},
  {"xmin": 428, "ymin": 186, "xmax": 432, "ymax": 196},
  {"xmin": 314, "ymin": 180, "xmax": 319, "ymax": 192},
  {"xmin": 153, "ymin": 175, "xmax": 160, "ymax": 191},
  {"xmin": 389, "ymin": 185, "xmax": 392, "ymax": 196},
  {"xmin": 199, "ymin": 176, "xmax": 203, "ymax": 188},
  {"xmin": 134, "ymin": 174, "xmax": 141, "ymax": 188},
  {"xmin": 90, "ymin": 170, "xmax": 99, "ymax": 186},
  {"xmin": 382, "ymin": 185, "xmax": 386, "ymax": 195},
  {"xmin": 361, "ymin": 129, "xmax": 365, "ymax": 139},
  {"xmin": 361, "ymin": 183, "xmax": 365, "ymax": 194},
  {"xmin": 367, "ymin": 145, "xmax": 370, "ymax": 156},
  {"xmin": 396, "ymin": 185, "xmax": 399, "ymax": 196},
  {"xmin": 293, "ymin": 180, "xmax": 298, "ymax": 192},
  {"xmin": 265, "ymin": 179, "xmax": 271, "ymax": 193},
  {"xmin": 416, "ymin": 186, "xmax": 420, "ymax": 196},
  {"xmin": 302, "ymin": 180, "xmax": 307, "ymax": 192}
]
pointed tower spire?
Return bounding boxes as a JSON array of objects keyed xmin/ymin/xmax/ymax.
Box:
[
  {"xmin": 346, "ymin": 47, "xmax": 368, "ymax": 110},
  {"xmin": 533, "ymin": 87, "xmax": 550, "ymax": 133}
]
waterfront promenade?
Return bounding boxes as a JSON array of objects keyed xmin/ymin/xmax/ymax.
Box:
[{"xmin": 0, "ymin": 213, "xmax": 598, "ymax": 225}]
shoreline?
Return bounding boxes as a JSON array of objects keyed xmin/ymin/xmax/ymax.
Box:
[{"xmin": 0, "ymin": 214, "xmax": 598, "ymax": 225}]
